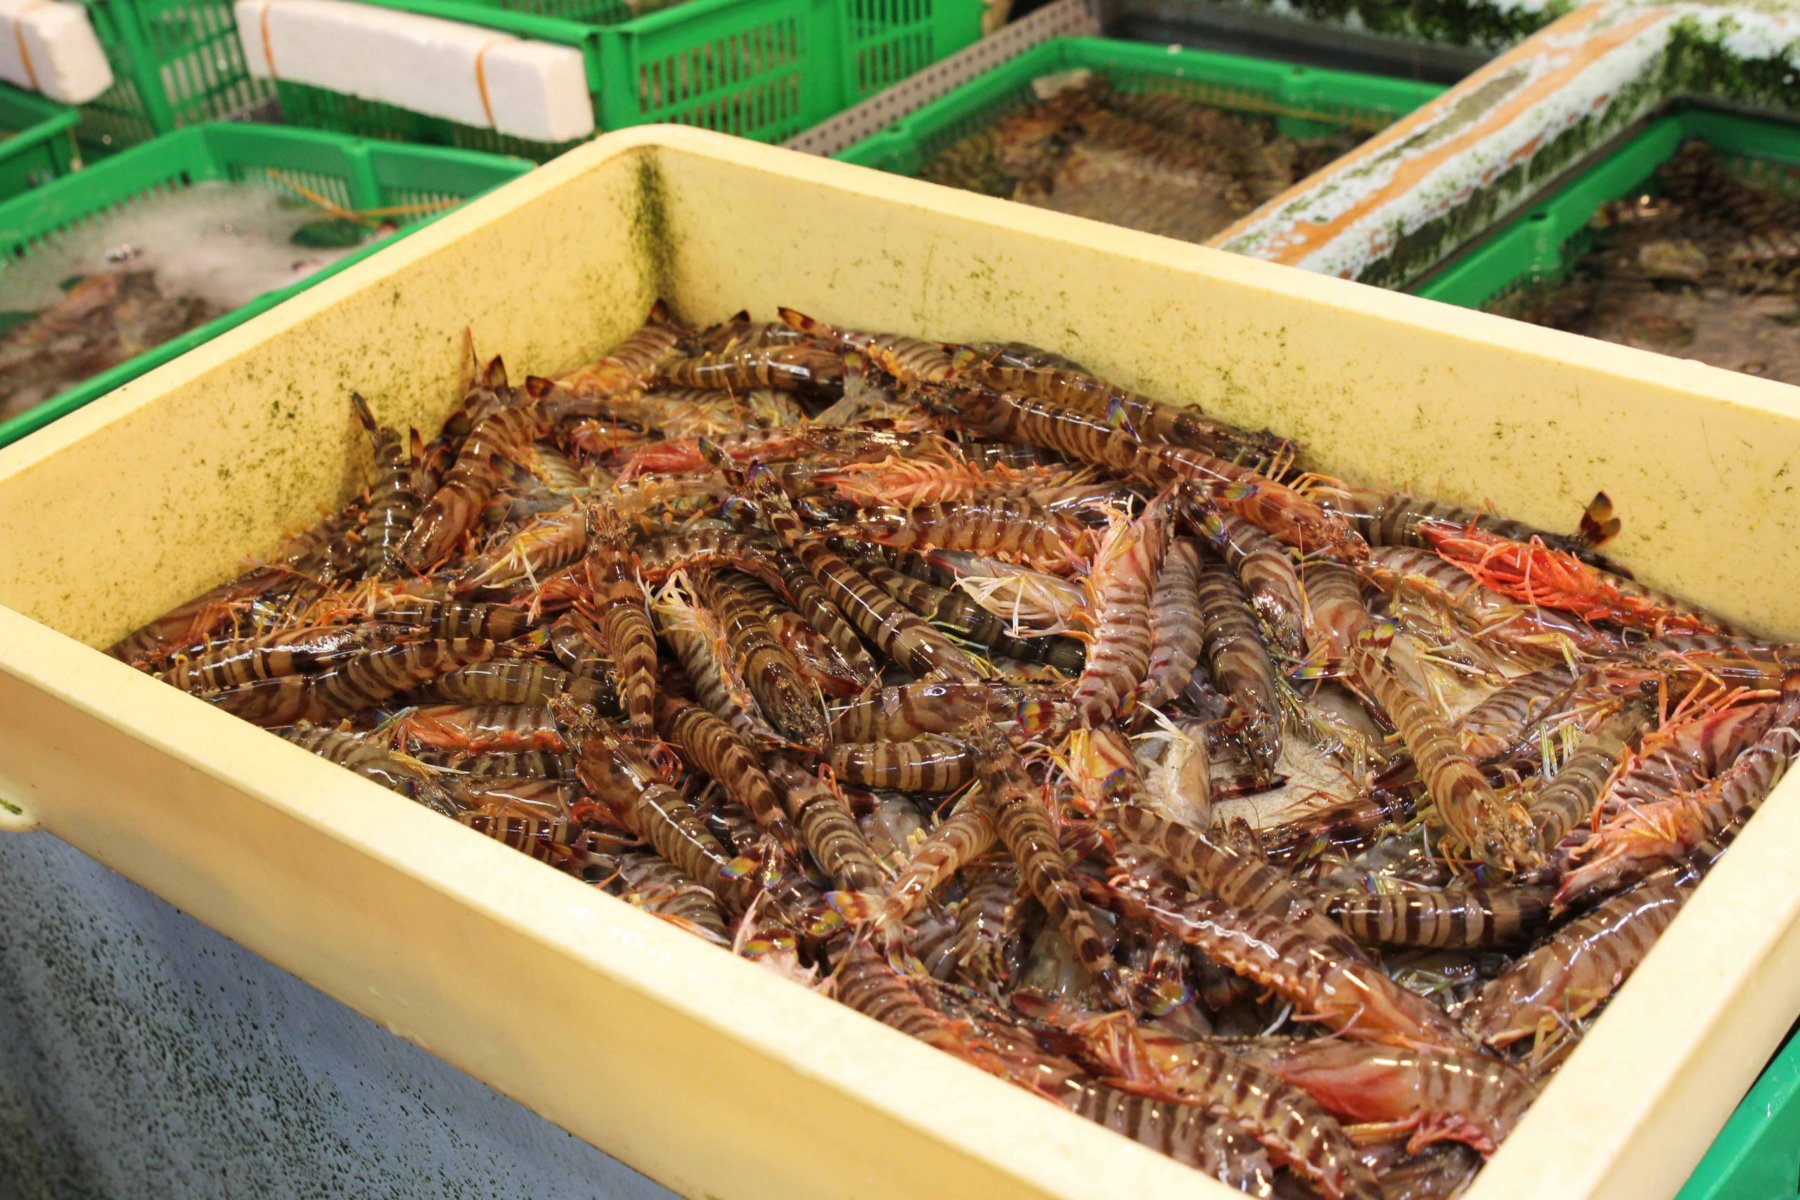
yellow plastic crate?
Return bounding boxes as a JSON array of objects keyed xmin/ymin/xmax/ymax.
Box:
[{"xmin": 1, "ymin": 127, "xmax": 1797, "ymax": 1200}]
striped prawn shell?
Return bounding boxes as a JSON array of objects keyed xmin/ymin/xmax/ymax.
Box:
[
  {"xmin": 457, "ymin": 813, "xmax": 600, "ymax": 870},
  {"xmin": 1455, "ymin": 665, "xmax": 1583, "ymax": 760},
  {"xmin": 158, "ymin": 623, "xmax": 402, "ymax": 694},
  {"xmin": 877, "ymin": 803, "xmax": 998, "ymax": 932},
  {"xmin": 1070, "ymin": 499, "xmax": 1169, "ymax": 727},
  {"xmin": 1113, "ymin": 873, "xmax": 1468, "ymax": 1051},
  {"xmin": 692, "ymin": 569, "xmax": 827, "ymax": 748},
  {"xmin": 454, "ymin": 506, "xmax": 588, "ymax": 596},
  {"xmin": 1556, "ymin": 688, "xmax": 1800, "ymax": 906},
  {"xmin": 449, "ymin": 776, "xmax": 584, "ymax": 822},
  {"xmin": 1594, "ymin": 702, "xmax": 1778, "ymax": 821},
  {"xmin": 584, "ymin": 541, "xmax": 658, "ymax": 739},
  {"xmin": 974, "ymin": 730, "xmax": 1128, "ymax": 1006},
  {"xmin": 402, "ymin": 405, "xmax": 539, "ymax": 570},
  {"xmin": 656, "ymin": 343, "xmax": 843, "ymax": 396},
  {"xmin": 1369, "ymin": 546, "xmax": 1623, "ymax": 664},
  {"xmin": 1325, "ymin": 885, "xmax": 1554, "ymax": 950},
  {"xmin": 840, "ymin": 497, "xmax": 1088, "ymax": 572},
  {"xmin": 760, "ymin": 483, "xmax": 990, "ymax": 681},
  {"xmin": 1135, "ymin": 446, "xmax": 1365, "ymax": 564},
  {"xmin": 548, "ymin": 614, "xmax": 621, "ymax": 691},
  {"xmin": 413, "ymin": 659, "xmax": 612, "ymax": 709},
  {"xmin": 911, "ymin": 374, "xmax": 1142, "ymax": 473},
  {"xmin": 1298, "ymin": 559, "xmax": 1373, "ymax": 672},
  {"xmin": 833, "ymin": 941, "xmax": 975, "ymax": 1057},
  {"xmin": 859, "ymin": 554, "xmax": 1085, "ymax": 674},
  {"xmin": 828, "ymin": 680, "xmax": 1044, "ymax": 744},
  {"xmin": 1466, "ymin": 877, "xmax": 1688, "ymax": 1050},
  {"xmin": 558, "ymin": 303, "xmax": 683, "ymax": 392},
  {"xmin": 637, "ymin": 529, "xmax": 791, "ymax": 596},
  {"xmin": 1137, "ymin": 1038, "xmax": 1382, "ymax": 1200},
  {"xmin": 1139, "ymin": 537, "xmax": 1207, "ymax": 709},
  {"xmin": 207, "ymin": 638, "xmax": 497, "ymax": 727},
  {"xmin": 1249, "ymin": 1038, "xmax": 1537, "ymax": 1158},
  {"xmin": 409, "ymin": 747, "xmax": 580, "ymax": 778},
  {"xmin": 1057, "ymin": 1079, "xmax": 1277, "ymax": 1194},
  {"xmin": 394, "ymin": 703, "xmax": 566, "ymax": 753},
  {"xmin": 572, "ymin": 722, "xmax": 759, "ymax": 917},
  {"xmin": 652, "ymin": 593, "xmax": 784, "ymax": 746},
  {"xmin": 1194, "ymin": 509, "xmax": 1305, "ymax": 660},
  {"xmin": 1525, "ymin": 699, "xmax": 1658, "ymax": 855},
  {"xmin": 958, "ymin": 361, "xmax": 1290, "ymax": 475},
  {"xmin": 777, "ymin": 308, "xmax": 957, "ymax": 384},
  {"xmin": 714, "ymin": 570, "xmax": 865, "ymax": 698},
  {"xmin": 826, "ymin": 736, "xmax": 975, "ymax": 794},
  {"xmin": 654, "ymin": 694, "xmax": 798, "ymax": 854},
  {"xmin": 1194, "ymin": 559, "xmax": 1282, "ymax": 774},
  {"xmin": 361, "ymin": 417, "xmax": 424, "ymax": 577},
  {"xmin": 769, "ymin": 547, "xmax": 882, "ymax": 684},
  {"xmin": 1352, "ymin": 647, "xmax": 1535, "ymax": 876},
  {"xmin": 522, "ymin": 440, "xmax": 592, "ymax": 494},
  {"xmin": 372, "ymin": 596, "xmax": 539, "ymax": 642},
  {"xmin": 763, "ymin": 758, "xmax": 887, "ymax": 893},
  {"xmin": 1112, "ymin": 804, "xmax": 1351, "ymax": 952},
  {"xmin": 944, "ymin": 860, "xmax": 1023, "ymax": 994},
  {"xmin": 277, "ymin": 725, "xmax": 456, "ymax": 815},
  {"xmin": 611, "ymin": 851, "xmax": 729, "ymax": 944},
  {"xmin": 1314, "ymin": 481, "xmax": 1604, "ymax": 564},
  {"xmin": 109, "ymin": 517, "xmax": 356, "ymax": 666}
]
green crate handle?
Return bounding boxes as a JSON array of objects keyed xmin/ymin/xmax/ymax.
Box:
[{"xmin": 0, "ymin": 123, "xmax": 532, "ymax": 448}]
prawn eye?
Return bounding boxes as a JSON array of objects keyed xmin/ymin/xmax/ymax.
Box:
[
  {"xmin": 720, "ymin": 495, "xmax": 761, "ymax": 524},
  {"xmin": 1102, "ymin": 395, "xmax": 1134, "ymax": 434}
]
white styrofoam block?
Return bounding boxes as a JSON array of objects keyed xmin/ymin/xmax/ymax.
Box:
[
  {"xmin": 484, "ymin": 39, "xmax": 593, "ymax": 144},
  {"xmin": 236, "ymin": 0, "xmax": 593, "ymax": 143},
  {"xmin": 0, "ymin": 0, "xmax": 114, "ymax": 106}
]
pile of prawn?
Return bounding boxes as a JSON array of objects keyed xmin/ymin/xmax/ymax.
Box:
[{"xmin": 116, "ymin": 302, "xmax": 1800, "ymax": 1199}]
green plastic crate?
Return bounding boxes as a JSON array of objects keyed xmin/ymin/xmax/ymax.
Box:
[
  {"xmin": 834, "ymin": 37, "xmax": 1445, "ymax": 179},
  {"xmin": 0, "ymin": 85, "xmax": 80, "ymax": 197},
  {"xmin": 275, "ymin": 0, "xmax": 983, "ymax": 161},
  {"xmin": 1413, "ymin": 107, "xmax": 1800, "ymax": 310},
  {"xmin": 1679, "ymin": 1025, "xmax": 1800, "ymax": 1200},
  {"xmin": 0, "ymin": 122, "xmax": 531, "ymax": 446},
  {"xmin": 70, "ymin": 0, "xmax": 274, "ymax": 150}
]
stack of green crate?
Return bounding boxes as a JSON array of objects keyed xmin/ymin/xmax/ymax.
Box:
[
  {"xmin": 274, "ymin": 0, "xmax": 985, "ymax": 160},
  {"xmin": 0, "ymin": 84, "xmax": 80, "ymax": 194},
  {"xmin": 0, "ymin": 122, "xmax": 531, "ymax": 446}
]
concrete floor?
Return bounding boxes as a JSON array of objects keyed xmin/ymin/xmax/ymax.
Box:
[{"xmin": 0, "ymin": 832, "xmax": 678, "ymax": 1200}]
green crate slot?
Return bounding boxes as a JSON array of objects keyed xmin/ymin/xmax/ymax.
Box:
[
  {"xmin": 274, "ymin": 0, "xmax": 980, "ymax": 160},
  {"xmin": 0, "ymin": 123, "xmax": 531, "ymax": 447},
  {"xmin": 834, "ymin": 37, "xmax": 1445, "ymax": 185},
  {"xmin": 0, "ymin": 84, "xmax": 80, "ymax": 196},
  {"xmin": 72, "ymin": 0, "xmax": 274, "ymax": 150},
  {"xmin": 1413, "ymin": 107, "xmax": 1800, "ymax": 311},
  {"xmin": 1680, "ymin": 1025, "xmax": 1800, "ymax": 1200}
]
